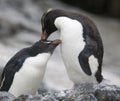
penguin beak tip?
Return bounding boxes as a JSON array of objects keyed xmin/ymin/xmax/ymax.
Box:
[{"xmin": 53, "ymin": 39, "xmax": 62, "ymax": 45}]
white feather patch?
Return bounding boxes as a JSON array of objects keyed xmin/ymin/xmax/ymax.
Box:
[
  {"xmin": 9, "ymin": 53, "xmax": 50, "ymax": 97},
  {"xmin": 89, "ymin": 55, "xmax": 98, "ymax": 75},
  {"xmin": 0, "ymin": 74, "xmax": 5, "ymax": 89}
]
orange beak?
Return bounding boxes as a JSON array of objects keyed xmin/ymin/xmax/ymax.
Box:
[{"xmin": 41, "ymin": 30, "xmax": 48, "ymax": 40}]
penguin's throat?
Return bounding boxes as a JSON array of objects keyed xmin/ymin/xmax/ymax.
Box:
[{"xmin": 55, "ymin": 17, "xmax": 83, "ymax": 39}]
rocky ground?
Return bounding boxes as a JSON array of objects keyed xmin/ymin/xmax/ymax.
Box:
[
  {"xmin": 0, "ymin": 83, "xmax": 120, "ymax": 101},
  {"xmin": 0, "ymin": 0, "xmax": 120, "ymax": 100}
]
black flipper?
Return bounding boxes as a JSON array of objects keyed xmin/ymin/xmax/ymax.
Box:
[
  {"xmin": 0, "ymin": 59, "xmax": 25, "ymax": 91},
  {"xmin": 0, "ymin": 48, "xmax": 29, "ymax": 91},
  {"xmin": 0, "ymin": 69, "xmax": 15, "ymax": 91},
  {"xmin": 78, "ymin": 45, "xmax": 92, "ymax": 76}
]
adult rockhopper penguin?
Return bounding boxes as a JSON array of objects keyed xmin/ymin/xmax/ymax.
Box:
[
  {"xmin": 0, "ymin": 39, "xmax": 61, "ymax": 97},
  {"xmin": 41, "ymin": 9, "xmax": 104, "ymax": 85}
]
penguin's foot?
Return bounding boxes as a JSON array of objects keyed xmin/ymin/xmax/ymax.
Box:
[{"xmin": 73, "ymin": 83, "xmax": 80, "ymax": 89}]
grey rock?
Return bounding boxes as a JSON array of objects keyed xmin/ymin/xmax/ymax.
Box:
[
  {"xmin": 74, "ymin": 83, "xmax": 95, "ymax": 94},
  {"xmin": 46, "ymin": 83, "xmax": 120, "ymax": 101},
  {"xmin": 0, "ymin": 83, "xmax": 120, "ymax": 101},
  {"xmin": 94, "ymin": 84, "xmax": 120, "ymax": 101},
  {"xmin": 55, "ymin": 83, "xmax": 120, "ymax": 101},
  {"xmin": 14, "ymin": 95, "xmax": 42, "ymax": 101},
  {"xmin": 0, "ymin": 91, "xmax": 15, "ymax": 101},
  {"xmin": 75, "ymin": 94, "xmax": 98, "ymax": 101},
  {"xmin": 40, "ymin": 95, "xmax": 58, "ymax": 101}
]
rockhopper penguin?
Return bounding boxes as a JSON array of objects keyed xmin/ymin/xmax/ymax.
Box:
[
  {"xmin": 0, "ymin": 39, "xmax": 61, "ymax": 97},
  {"xmin": 41, "ymin": 9, "xmax": 104, "ymax": 85}
]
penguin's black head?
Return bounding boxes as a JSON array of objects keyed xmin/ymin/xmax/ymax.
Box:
[
  {"xmin": 41, "ymin": 9, "xmax": 67, "ymax": 40},
  {"xmin": 30, "ymin": 39, "xmax": 61, "ymax": 56}
]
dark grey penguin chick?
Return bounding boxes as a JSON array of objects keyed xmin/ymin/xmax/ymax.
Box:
[{"xmin": 0, "ymin": 39, "xmax": 61, "ymax": 97}]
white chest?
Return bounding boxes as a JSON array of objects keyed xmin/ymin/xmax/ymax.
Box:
[
  {"xmin": 9, "ymin": 53, "xmax": 50, "ymax": 97},
  {"xmin": 60, "ymin": 22, "xmax": 85, "ymax": 73},
  {"xmin": 55, "ymin": 17, "xmax": 98, "ymax": 83},
  {"xmin": 55, "ymin": 17, "xmax": 85, "ymax": 57}
]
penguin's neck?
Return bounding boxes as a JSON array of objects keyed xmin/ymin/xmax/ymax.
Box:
[
  {"xmin": 54, "ymin": 17, "xmax": 84, "ymax": 42},
  {"xmin": 54, "ymin": 17, "xmax": 85, "ymax": 50},
  {"xmin": 54, "ymin": 16, "xmax": 85, "ymax": 67},
  {"xmin": 25, "ymin": 53, "xmax": 51, "ymax": 71}
]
